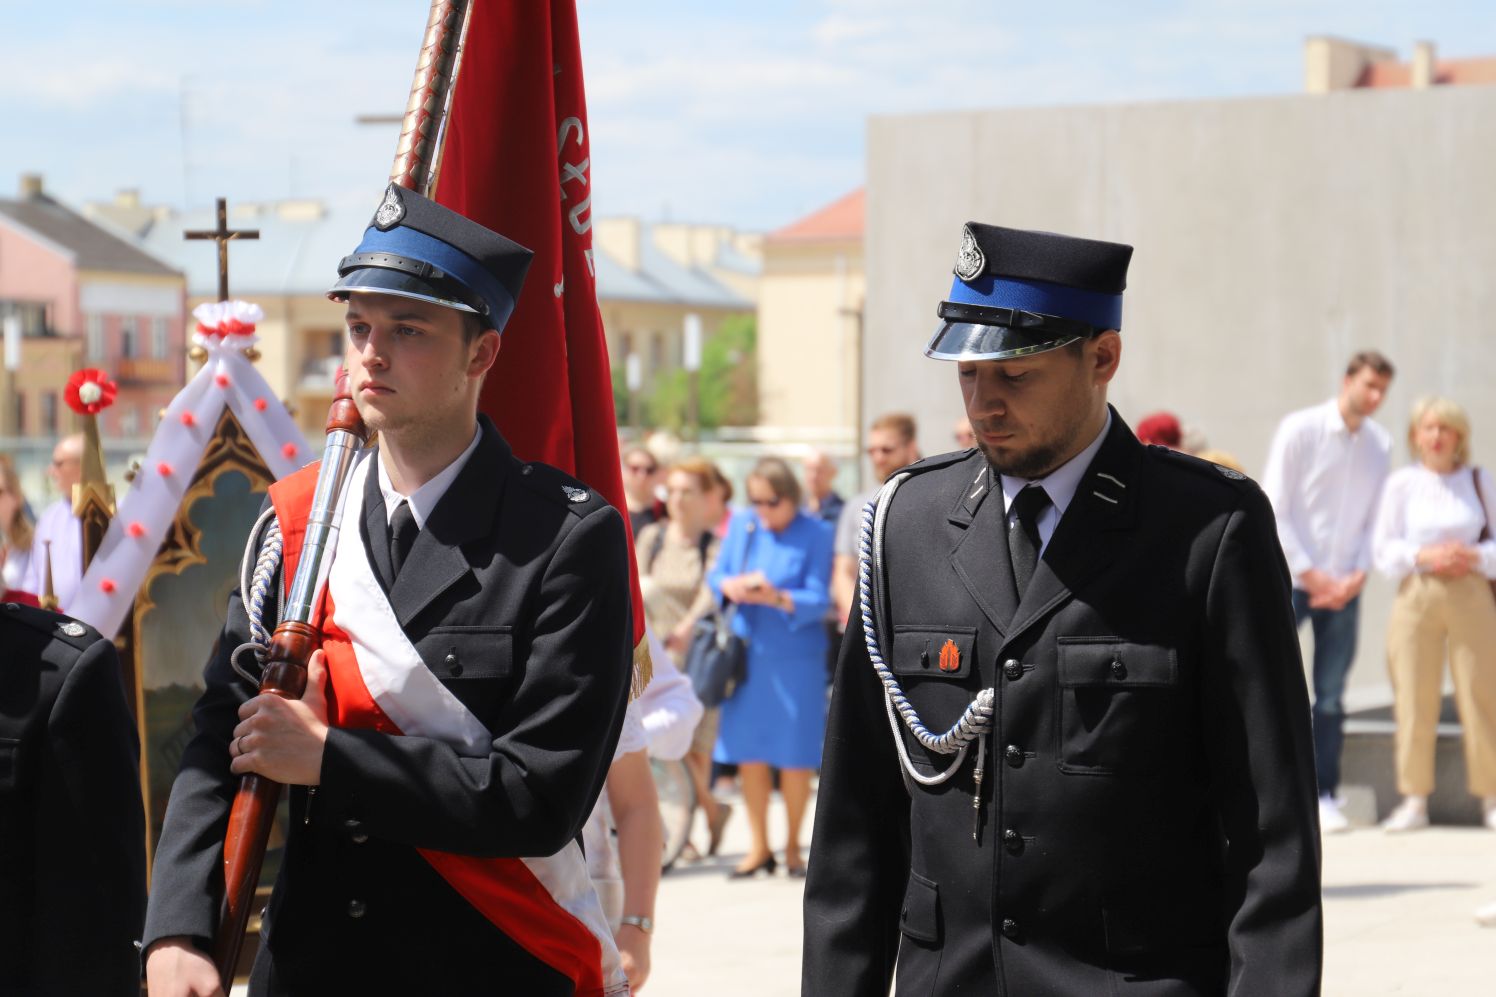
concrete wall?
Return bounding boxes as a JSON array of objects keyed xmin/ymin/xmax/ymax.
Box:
[{"xmin": 864, "ymin": 84, "xmax": 1496, "ymax": 709}]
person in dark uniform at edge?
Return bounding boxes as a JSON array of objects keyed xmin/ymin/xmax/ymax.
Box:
[
  {"xmin": 0, "ymin": 603, "xmax": 146, "ymax": 996},
  {"xmin": 803, "ymin": 222, "xmax": 1322, "ymax": 996},
  {"xmin": 143, "ymin": 184, "xmax": 634, "ymax": 996}
]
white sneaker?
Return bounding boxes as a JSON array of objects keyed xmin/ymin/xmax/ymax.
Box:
[
  {"xmin": 1381, "ymin": 796, "xmax": 1429, "ymax": 833},
  {"xmin": 1318, "ymin": 795, "xmax": 1350, "ymax": 834},
  {"xmin": 1476, "ymin": 900, "xmax": 1496, "ymax": 927},
  {"xmin": 1483, "ymin": 797, "xmax": 1496, "ymax": 831}
]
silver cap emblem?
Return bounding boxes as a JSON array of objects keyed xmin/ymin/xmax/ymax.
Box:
[
  {"xmin": 58, "ymin": 621, "xmax": 87, "ymax": 638},
  {"xmin": 1215, "ymin": 465, "xmax": 1246, "ymax": 480},
  {"xmin": 954, "ymin": 226, "xmax": 985, "ymax": 281},
  {"xmin": 562, "ymin": 486, "xmax": 589, "ymax": 503},
  {"xmin": 374, "ymin": 184, "xmax": 406, "ymax": 231}
]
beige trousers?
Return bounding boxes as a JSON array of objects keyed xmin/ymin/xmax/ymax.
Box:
[{"xmin": 1386, "ymin": 573, "xmax": 1496, "ymax": 797}]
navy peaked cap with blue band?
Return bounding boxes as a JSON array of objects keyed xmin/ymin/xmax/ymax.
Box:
[
  {"xmin": 327, "ymin": 184, "xmax": 533, "ymax": 333},
  {"xmin": 926, "ymin": 222, "xmax": 1134, "ymax": 362}
]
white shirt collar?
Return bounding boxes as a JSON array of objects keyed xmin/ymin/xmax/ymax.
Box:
[
  {"xmin": 1000, "ymin": 410, "xmax": 1113, "ymax": 518},
  {"xmin": 1322, "ymin": 397, "xmax": 1355, "ymax": 435},
  {"xmin": 377, "ymin": 424, "xmax": 482, "ymax": 529}
]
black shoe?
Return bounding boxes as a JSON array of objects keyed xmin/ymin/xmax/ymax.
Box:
[
  {"xmin": 728, "ymin": 855, "xmax": 777, "ymax": 879},
  {"xmin": 785, "ymin": 863, "xmax": 808, "ymax": 879}
]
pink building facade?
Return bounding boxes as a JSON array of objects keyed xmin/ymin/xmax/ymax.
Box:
[{"xmin": 0, "ymin": 175, "xmax": 185, "ymax": 440}]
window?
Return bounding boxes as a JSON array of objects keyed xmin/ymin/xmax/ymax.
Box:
[
  {"xmin": 650, "ymin": 332, "xmax": 665, "ymax": 374},
  {"xmin": 13, "ymin": 392, "xmax": 24, "ymax": 434},
  {"xmin": 42, "ymin": 391, "xmax": 58, "ymax": 435},
  {"xmin": 119, "ymin": 405, "xmax": 139, "ymax": 437},
  {"xmin": 151, "ymin": 317, "xmax": 168, "ymax": 359},
  {"xmin": 0, "ymin": 300, "xmax": 47, "ymax": 336},
  {"xmin": 120, "ymin": 317, "xmax": 138, "ymax": 359},
  {"xmin": 86, "ymin": 315, "xmax": 105, "ymax": 360}
]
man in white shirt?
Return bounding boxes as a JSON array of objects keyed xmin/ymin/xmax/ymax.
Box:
[
  {"xmin": 1262, "ymin": 351, "xmax": 1395, "ymax": 832},
  {"xmin": 20, "ymin": 434, "xmax": 84, "ymax": 609}
]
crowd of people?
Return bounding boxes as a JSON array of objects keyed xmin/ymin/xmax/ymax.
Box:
[
  {"xmin": 1099, "ymin": 353, "xmax": 1496, "ymax": 847},
  {"xmin": 623, "ymin": 417, "xmax": 926, "ymax": 879}
]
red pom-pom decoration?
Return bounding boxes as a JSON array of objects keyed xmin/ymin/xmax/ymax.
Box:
[
  {"xmin": 100, "ymin": 579, "xmax": 117, "ymax": 594},
  {"xmin": 127, "ymin": 521, "xmax": 146, "ymax": 538},
  {"xmin": 282, "ymin": 442, "xmax": 298, "ymax": 460},
  {"xmin": 253, "ymin": 397, "xmax": 268, "ymax": 411},
  {"xmin": 215, "ymin": 373, "xmax": 230, "ymax": 388},
  {"xmin": 64, "ymin": 369, "xmax": 118, "ymax": 415},
  {"xmin": 180, "ymin": 411, "xmax": 196, "ymax": 427},
  {"xmin": 157, "ymin": 462, "xmax": 173, "ymax": 477}
]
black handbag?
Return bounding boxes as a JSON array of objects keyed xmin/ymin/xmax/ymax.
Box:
[
  {"xmin": 684, "ymin": 522, "xmax": 757, "ymax": 707},
  {"xmin": 684, "ymin": 605, "xmax": 747, "ymax": 708}
]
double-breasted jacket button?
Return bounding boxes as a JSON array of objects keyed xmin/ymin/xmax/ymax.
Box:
[
  {"xmin": 1003, "ymin": 828, "xmax": 1024, "ymax": 855},
  {"xmin": 1002, "ymin": 658, "xmax": 1022, "ymax": 681},
  {"xmin": 1001, "ymin": 918, "xmax": 1021, "ymax": 940},
  {"xmin": 347, "ymin": 899, "xmax": 367, "ymax": 919},
  {"xmin": 1110, "ymin": 658, "xmax": 1127, "ymax": 680},
  {"xmin": 1004, "ymin": 744, "xmax": 1024, "ymax": 768},
  {"xmin": 344, "ymin": 817, "xmax": 368, "ymax": 844},
  {"xmin": 445, "ymin": 652, "xmax": 462, "ymax": 677}
]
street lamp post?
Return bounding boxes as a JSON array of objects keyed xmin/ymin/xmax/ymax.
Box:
[
  {"xmin": 683, "ymin": 313, "xmax": 702, "ymax": 443},
  {"xmin": 626, "ymin": 352, "xmax": 642, "ymax": 432}
]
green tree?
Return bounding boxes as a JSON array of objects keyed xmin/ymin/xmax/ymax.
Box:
[
  {"xmin": 611, "ymin": 314, "xmax": 760, "ymax": 433},
  {"xmin": 698, "ymin": 314, "xmax": 758, "ymax": 428}
]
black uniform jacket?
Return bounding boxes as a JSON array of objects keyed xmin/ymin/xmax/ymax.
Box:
[
  {"xmin": 0, "ymin": 604, "xmax": 145, "ymax": 997},
  {"xmin": 804, "ymin": 413, "xmax": 1323, "ymax": 997},
  {"xmin": 143, "ymin": 417, "xmax": 634, "ymax": 996}
]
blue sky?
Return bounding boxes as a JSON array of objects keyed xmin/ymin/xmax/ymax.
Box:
[{"xmin": 6, "ymin": 1, "xmax": 1494, "ymax": 231}]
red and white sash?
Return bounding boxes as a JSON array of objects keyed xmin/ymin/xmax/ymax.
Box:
[{"xmin": 270, "ymin": 453, "xmax": 628, "ymax": 996}]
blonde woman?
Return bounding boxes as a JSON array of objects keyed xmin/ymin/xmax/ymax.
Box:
[
  {"xmin": 635, "ymin": 457, "xmax": 730, "ymax": 854},
  {"xmin": 0, "ymin": 455, "xmax": 34, "ymax": 595},
  {"xmin": 1372, "ymin": 396, "xmax": 1496, "ymax": 831}
]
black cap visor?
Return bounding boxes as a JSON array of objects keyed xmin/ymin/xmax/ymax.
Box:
[
  {"xmin": 327, "ymin": 267, "xmax": 481, "ymax": 315},
  {"xmin": 925, "ymin": 301, "xmax": 1097, "ymax": 361}
]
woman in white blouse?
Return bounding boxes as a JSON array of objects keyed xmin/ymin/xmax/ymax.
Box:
[{"xmin": 1372, "ymin": 396, "xmax": 1496, "ymax": 832}]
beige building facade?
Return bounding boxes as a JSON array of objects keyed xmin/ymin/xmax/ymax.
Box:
[{"xmin": 755, "ymin": 189, "xmax": 864, "ymax": 441}]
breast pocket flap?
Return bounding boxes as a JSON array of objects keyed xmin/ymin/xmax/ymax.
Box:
[
  {"xmin": 900, "ymin": 870, "xmax": 941, "ymax": 945},
  {"xmin": 419, "ymin": 627, "xmax": 514, "ymax": 681},
  {"xmin": 1058, "ymin": 640, "xmax": 1177, "ymax": 688},
  {"xmin": 888, "ymin": 626, "xmax": 975, "ymax": 679}
]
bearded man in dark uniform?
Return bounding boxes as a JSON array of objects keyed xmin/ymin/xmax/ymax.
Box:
[{"xmin": 803, "ymin": 223, "xmax": 1322, "ymax": 996}]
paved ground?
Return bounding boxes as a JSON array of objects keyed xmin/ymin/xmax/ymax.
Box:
[{"xmin": 646, "ymin": 790, "xmax": 1496, "ymax": 996}]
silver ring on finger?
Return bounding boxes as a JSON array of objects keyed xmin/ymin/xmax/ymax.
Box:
[{"xmin": 238, "ymin": 735, "xmax": 246, "ymax": 756}]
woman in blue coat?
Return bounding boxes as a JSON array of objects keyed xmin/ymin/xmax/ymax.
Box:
[{"xmin": 710, "ymin": 457, "xmax": 834, "ymax": 878}]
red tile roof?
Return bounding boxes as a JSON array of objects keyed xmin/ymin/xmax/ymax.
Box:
[
  {"xmin": 1358, "ymin": 56, "xmax": 1496, "ymax": 88},
  {"xmin": 767, "ymin": 188, "xmax": 864, "ymax": 243}
]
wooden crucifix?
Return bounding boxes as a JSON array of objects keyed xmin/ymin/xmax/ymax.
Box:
[{"xmin": 183, "ymin": 197, "xmax": 260, "ymax": 302}]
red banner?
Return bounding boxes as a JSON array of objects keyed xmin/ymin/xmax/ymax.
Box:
[{"xmin": 436, "ymin": 0, "xmax": 646, "ymax": 657}]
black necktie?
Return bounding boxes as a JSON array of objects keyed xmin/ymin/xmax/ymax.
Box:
[
  {"xmin": 388, "ymin": 500, "xmax": 418, "ymax": 581},
  {"xmin": 1008, "ymin": 485, "xmax": 1051, "ymax": 596}
]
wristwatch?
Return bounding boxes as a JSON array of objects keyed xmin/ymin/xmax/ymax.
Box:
[{"xmin": 619, "ymin": 914, "xmax": 654, "ymax": 934}]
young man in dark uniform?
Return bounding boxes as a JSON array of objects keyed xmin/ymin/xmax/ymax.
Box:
[
  {"xmin": 144, "ymin": 185, "xmax": 634, "ymax": 996},
  {"xmin": 0, "ymin": 603, "xmax": 145, "ymax": 996},
  {"xmin": 804, "ymin": 223, "xmax": 1322, "ymax": 996}
]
